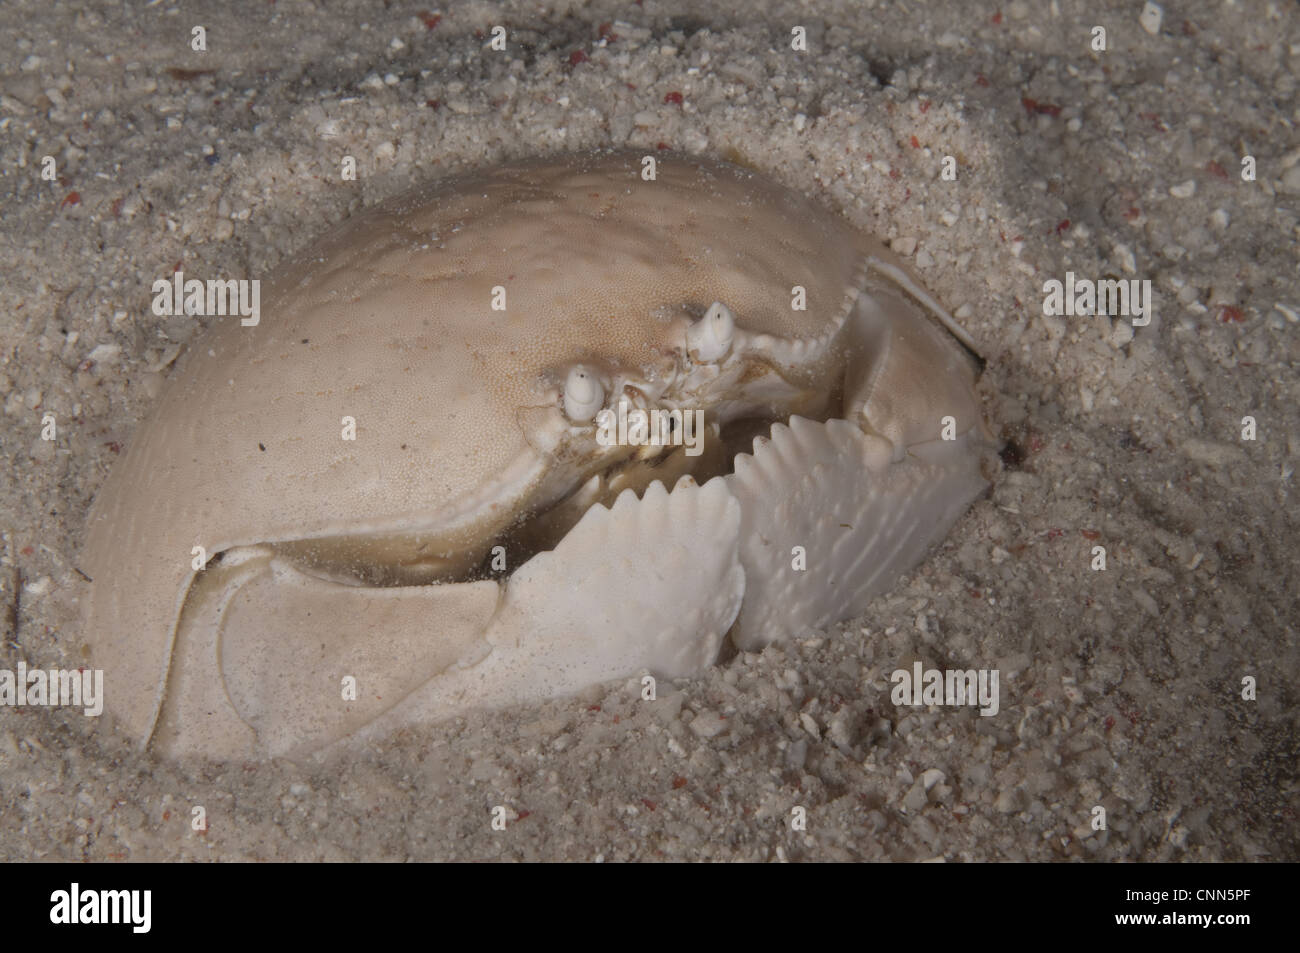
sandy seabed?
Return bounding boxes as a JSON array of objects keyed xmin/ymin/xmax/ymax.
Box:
[{"xmin": 1, "ymin": 0, "xmax": 1297, "ymax": 862}]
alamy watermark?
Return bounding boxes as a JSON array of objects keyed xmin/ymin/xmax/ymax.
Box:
[
  {"xmin": 151, "ymin": 270, "xmax": 261, "ymax": 326},
  {"xmin": 0, "ymin": 662, "xmax": 103, "ymax": 716},
  {"xmin": 1042, "ymin": 271, "xmax": 1152, "ymax": 326},
  {"xmin": 50, "ymin": 884, "xmax": 150, "ymax": 933},
  {"xmin": 594, "ymin": 397, "xmax": 705, "ymax": 457},
  {"xmin": 891, "ymin": 661, "xmax": 999, "ymax": 716}
]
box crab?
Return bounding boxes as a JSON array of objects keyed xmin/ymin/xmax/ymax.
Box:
[{"xmin": 80, "ymin": 150, "xmax": 992, "ymax": 759}]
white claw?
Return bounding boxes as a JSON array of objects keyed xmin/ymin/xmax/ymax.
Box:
[
  {"xmin": 687, "ymin": 302, "xmax": 735, "ymax": 362},
  {"xmin": 563, "ymin": 366, "xmax": 605, "ymax": 422}
]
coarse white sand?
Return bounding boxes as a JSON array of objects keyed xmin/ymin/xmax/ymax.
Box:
[{"xmin": 1, "ymin": 0, "xmax": 1297, "ymax": 861}]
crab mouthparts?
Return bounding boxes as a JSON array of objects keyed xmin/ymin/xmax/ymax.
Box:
[{"xmin": 263, "ymin": 340, "xmax": 847, "ymax": 590}]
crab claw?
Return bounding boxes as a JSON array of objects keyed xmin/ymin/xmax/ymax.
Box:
[
  {"xmin": 686, "ymin": 302, "xmax": 735, "ymax": 362},
  {"xmin": 351, "ymin": 475, "xmax": 746, "ymax": 753}
]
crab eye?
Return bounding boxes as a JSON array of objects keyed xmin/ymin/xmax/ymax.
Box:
[
  {"xmin": 563, "ymin": 366, "xmax": 605, "ymax": 422},
  {"xmin": 687, "ymin": 301, "xmax": 735, "ymax": 362}
]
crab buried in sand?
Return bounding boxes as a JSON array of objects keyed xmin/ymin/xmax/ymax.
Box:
[{"xmin": 80, "ymin": 150, "xmax": 993, "ymax": 760}]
